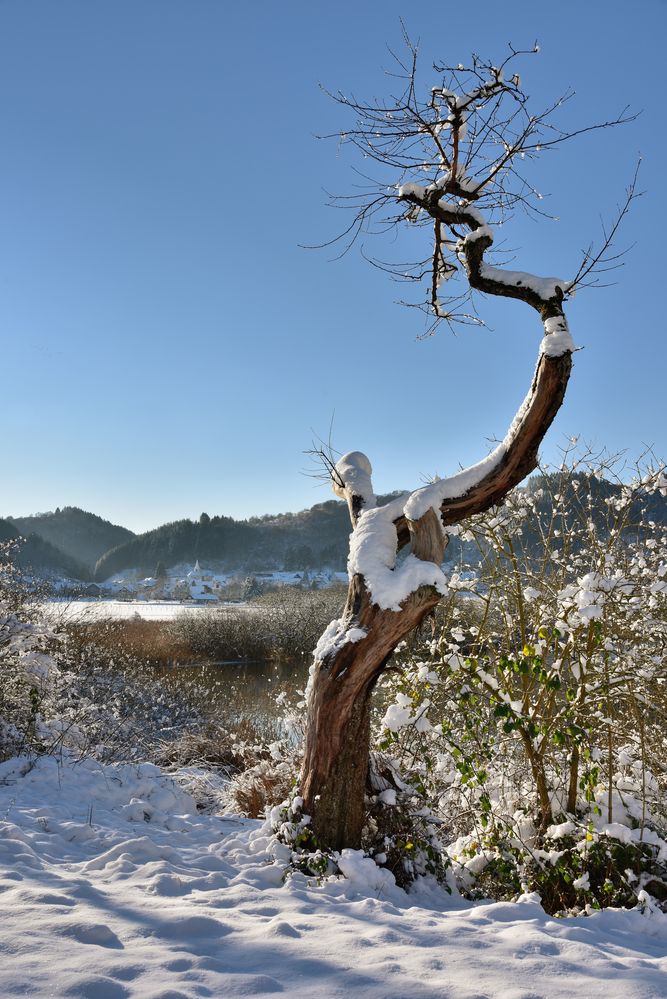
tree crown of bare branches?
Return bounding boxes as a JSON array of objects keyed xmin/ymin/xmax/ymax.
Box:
[{"xmin": 317, "ymin": 41, "xmax": 638, "ymax": 335}]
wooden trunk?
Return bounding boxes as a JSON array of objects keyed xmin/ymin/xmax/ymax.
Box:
[
  {"xmin": 300, "ymin": 509, "xmax": 447, "ymax": 851},
  {"xmin": 299, "ymin": 344, "xmax": 572, "ymax": 852}
]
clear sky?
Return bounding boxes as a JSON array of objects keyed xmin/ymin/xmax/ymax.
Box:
[{"xmin": 1, "ymin": 0, "xmax": 665, "ymax": 533}]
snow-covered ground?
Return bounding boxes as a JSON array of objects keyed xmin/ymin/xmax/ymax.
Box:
[{"xmin": 2, "ymin": 754, "xmax": 666, "ymax": 999}]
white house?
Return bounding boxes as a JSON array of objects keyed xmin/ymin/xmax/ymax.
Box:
[{"xmin": 183, "ymin": 561, "xmax": 217, "ymax": 601}]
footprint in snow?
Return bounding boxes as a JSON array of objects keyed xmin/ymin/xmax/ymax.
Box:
[
  {"xmin": 148, "ymin": 873, "xmax": 191, "ymax": 896},
  {"xmin": 513, "ymin": 940, "xmax": 560, "ymax": 958},
  {"xmin": 266, "ymin": 919, "xmax": 301, "ymax": 938},
  {"xmin": 103, "ymin": 965, "xmax": 145, "ymax": 982},
  {"xmin": 215, "ymin": 975, "xmax": 283, "ymax": 994},
  {"xmin": 30, "ymin": 891, "xmax": 77, "ymax": 907},
  {"xmin": 60, "ymin": 976, "xmax": 129, "ymax": 998},
  {"xmin": 196, "ymin": 956, "xmax": 230, "ymax": 973},
  {"xmin": 162, "ymin": 958, "xmax": 194, "ymax": 972},
  {"xmin": 156, "ymin": 915, "xmax": 232, "ymax": 939},
  {"xmin": 59, "ymin": 922, "xmax": 124, "ymax": 948}
]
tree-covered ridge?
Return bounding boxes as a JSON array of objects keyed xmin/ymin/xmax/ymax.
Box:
[
  {"xmin": 10, "ymin": 479, "xmax": 667, "ymax": 584},
  {"xmin": 0, "ymin": 518, "xmax": 90, "ymax": 580},
  {"xmin": 93, "ymin": 501, "xmax": 354, "ymax": 580},
  {"xmin": 525, "ymin": 471, "xmax": 667, "ymax": 547},
  {"xmin": 9, "ymin": 507, "xmax": 134, "ymax": 572}
]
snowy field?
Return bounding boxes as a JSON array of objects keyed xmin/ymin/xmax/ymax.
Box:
[
  {"xmin": 2, "ymin": 754, "xmax": 666, "ymax": 999},
  {"xmin": 41, "ymin": 600, "xmax": 246, "ymax": 622}
]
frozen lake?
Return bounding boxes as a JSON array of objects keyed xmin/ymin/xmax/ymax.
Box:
[{"xmin": 41, "ymin": 599, "xmax": 247, "ymax": 622}]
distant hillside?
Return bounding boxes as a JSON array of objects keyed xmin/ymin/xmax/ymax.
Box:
[
  {"xmin": 0, "ymin": 519, "xmax": 90, "ymax": 580},
  {"xmin": 17, "ymin": 472, "xmax": 667, "ymax": 585},
  {"xmin": 94, "ymin": 501, "xmax": 354, "ymax": 580},
  {"xmin": 96, "ymin": 473, "xmax": 667, "ymax": 582},
  {"xmin": 9, "ymin": 507, "xmax": 134, "ymax": 572},
  {"xmin": 526, "ymin": 471, "xmax": 667, "ymax": 539}
]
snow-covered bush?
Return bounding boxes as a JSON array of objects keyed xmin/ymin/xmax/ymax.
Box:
[
  {"xmin": 374, "ymin": 454, "xmax": 667, "ymax": 912},
  {"xmin": 0, "ymin": 543, "xmax": 208, "ymax": 762},
  {"xmin": 0, "ymin": 544, "xmax": 60, "ymax": 759},
  {"xmin": 269, "ymin": 794, "xmax": 333, "ymax": 878},
  {"xmin": 224, "ymin": 691, "xmax": 305, "ymax": 818},
  {"xmin": 362, "ymin": 752, "xmax": 452, "ymax": 888}
]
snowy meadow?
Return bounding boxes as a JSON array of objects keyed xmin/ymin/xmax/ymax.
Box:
[
  {"xmin": 2, "ymin": 458, "xmax": 667, "ymax": 997},
  {"xmin": 2, "ymin": 753, "xmax": 666, "ymax": 999}
]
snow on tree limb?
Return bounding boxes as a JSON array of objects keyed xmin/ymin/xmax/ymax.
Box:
[
  {"xmin": 332, "ymin": 452, "xmax": 376, "ymax": 524},
  {"xmin": 334, "ymin": 319, "xmax": 573, "ymax": 612},
  {"xmin": 300, "ymin": 43, "xmax": 634, "ymax": 853},
  {"xmin": 332, "ymin": 175, "xmax": 577, "ymax": 608},
  {"xmin": 403, "ymin": 337, "xmax": 573, "ymax": 525},
  {"xmin": 347, "ymin": 494, "xmax": 448, "ymax": 612}
]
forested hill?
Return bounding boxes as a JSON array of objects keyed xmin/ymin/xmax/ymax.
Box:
[
  {"xmin": 9, "ymin": 507, "xmax": 135, "ymax": 572},
  {"xmin": 11, "ymin": 475, "xmax": 667, "ymax": 584},
  {"xmin": 0, "ymin": 518, "xmax": 90, "ymax": 580},
  {"xmin": 93, "ymin": 501, "xmax": 356, "ymax": 580},
  {"xmin": 526, "ymin": 471, "xmax": 667, "ymax": 536}
]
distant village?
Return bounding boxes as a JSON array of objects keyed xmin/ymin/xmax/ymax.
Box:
[{"xmin": 65, "ymin": 561, "xmax": 346, "ymax": 602}]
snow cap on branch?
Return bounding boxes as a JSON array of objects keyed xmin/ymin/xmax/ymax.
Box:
[
  {"xmin": 541, "ymin": 315, "xmax": 575, "ymax": 356},
  {"xmin": 333, "ymin": 451, "xmax": 376, "ymax": 507}
]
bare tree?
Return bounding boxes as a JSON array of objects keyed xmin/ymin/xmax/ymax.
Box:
[{"xmin": 300, "ymin": 43, "xmax": 637, "ymax": 852}]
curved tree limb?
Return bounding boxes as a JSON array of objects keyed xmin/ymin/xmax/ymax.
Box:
[
  {"xmin": 297, "ymin": 47, "xmax": 631, "ymax": 851},
  {"xmin": 300, "ymin": 188, "xmax": 574, "ymax": 851}
]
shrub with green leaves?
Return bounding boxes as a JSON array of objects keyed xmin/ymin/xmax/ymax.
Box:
[{"xmin": 373, "ymin": 452, "xmax": 667, "ymax": 911}]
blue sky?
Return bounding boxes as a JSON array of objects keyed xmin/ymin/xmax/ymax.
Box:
[{"xmin": 1, "ymin": 0, "xmax": 665, "ymax": 533}]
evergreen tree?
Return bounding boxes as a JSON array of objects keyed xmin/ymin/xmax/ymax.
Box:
[{"xmin": 242, "ymin": 575, "xmax": 263, "ymax": 599}]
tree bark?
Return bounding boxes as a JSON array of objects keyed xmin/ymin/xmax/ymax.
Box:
[
  {"xmin": 520, "ymin": 730, "xmax": 554, "ymax": 830},
  {"xmin": 301, "ymin": 509, "xmax": 446, "ymax": 850}
]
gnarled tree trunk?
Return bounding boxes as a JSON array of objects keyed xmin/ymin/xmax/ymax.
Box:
[
  {"xmin": 301, "ymin": 509, "xmax": 446, "ymax": 850},
  {"xmin": 297, "ymin": 52, "xmax": 593, "ymax": 850},
  {"xmin": 300, "ymin": 308, "xmax": 573, "ymax": 852}
]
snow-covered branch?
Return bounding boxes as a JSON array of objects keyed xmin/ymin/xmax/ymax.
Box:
[{"xmin": 301, "ymin": 44, "xmax": 632, "ymax": 852}]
